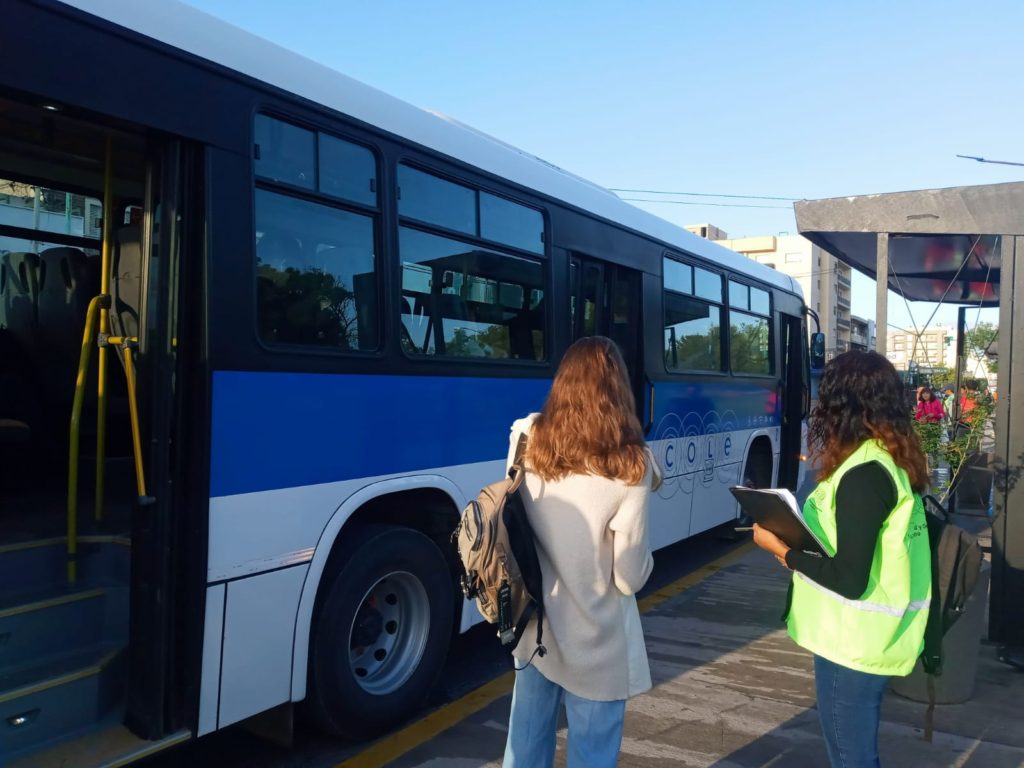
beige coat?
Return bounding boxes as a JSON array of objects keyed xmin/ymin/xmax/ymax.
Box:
[{"xmin": 507, "ymin": 414, "xmax": 654, "ymax": 701}]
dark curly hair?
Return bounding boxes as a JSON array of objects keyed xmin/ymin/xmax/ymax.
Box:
[{"xmin": 809, "ymin": 350, "xmax": 928, "ymax": 492}]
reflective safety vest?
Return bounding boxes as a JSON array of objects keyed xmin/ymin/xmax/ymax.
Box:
[{"xmin": 787, "ymin": 440, "xmax": 931, "ymax": 676}]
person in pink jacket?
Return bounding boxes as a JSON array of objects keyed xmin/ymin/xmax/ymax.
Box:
[{"xmin": 915, "ymin": 387, "xmax": 945, "ymax": 423}]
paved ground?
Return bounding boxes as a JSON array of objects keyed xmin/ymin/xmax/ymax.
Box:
[
  {"xmin": 347, "ymin": 514, "xmax": 1024, "ymax": 768},
  {"xmin": 144, "ymin": 462, "xmax": 1023, "ymax": 768},
  {"xmin": 142, "ymin": 527, "xmax": 750, "ymax": 768}
]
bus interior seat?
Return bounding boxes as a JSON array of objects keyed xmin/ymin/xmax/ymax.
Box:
[
  {"xmin": 0, "ymin": 327, "xmax": 42, "ymax": 485},
  {"xmin": 35, "ymin": 247, "xmax": 102, "ymax": 412},
  {"xmin": 111, "ymin": 226, "xmax": 141, "ymax": 339},
  {"xmin": 1, "ymin": 251, "xmax": 42, "ymax": 353}
]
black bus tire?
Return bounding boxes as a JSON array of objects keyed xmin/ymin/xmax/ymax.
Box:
[{"xmin": 306, "ymin": 525, "xmax": 454, "ymax": 739}]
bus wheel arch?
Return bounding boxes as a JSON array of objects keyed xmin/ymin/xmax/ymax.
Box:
[
  {"xmin": 304, "ymin": 523, "xmax": 454, "ymax": 738},
  {"xmin": 742, "ymin": 434, "xmax": 775, "ymax": 489},
  {"xmin": 290, "ymin": 480, "xmax": 464, "ymax": 709}
]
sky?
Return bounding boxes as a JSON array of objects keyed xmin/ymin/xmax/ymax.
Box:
[{"xmin": 184, "ymin": 0, "xmax": 1016, "ymax": 335}]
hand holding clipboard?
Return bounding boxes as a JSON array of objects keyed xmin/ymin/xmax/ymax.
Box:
[{"xmin": 730, "ymin": 486, "xmax": 830, "ymax": 557}]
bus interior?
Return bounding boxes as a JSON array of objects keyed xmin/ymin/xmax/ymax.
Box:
[{"xmin": 0, "ymin": 94, "xmax": 183, "ymax": 764}]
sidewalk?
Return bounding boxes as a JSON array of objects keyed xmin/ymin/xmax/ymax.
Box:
[{"xmin": 383, "ymin": 526, "xmax": 1024, "ymax": 767}]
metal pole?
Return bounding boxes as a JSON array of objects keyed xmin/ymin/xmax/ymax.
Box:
[
  {"xmin": 875, "ymin": 233, "xmax": 889, "ymax": 354},
  {"xmin": 991, "ymin": 235, "xmax": 1024, "ymax": 648},
  {"xmin": 95, "ymin": 137, "xmax": 113, "ymax": 521}
]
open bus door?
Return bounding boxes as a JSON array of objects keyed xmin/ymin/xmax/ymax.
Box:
[
  {"xmin": 0, "ymin": 93, "xmax": 195, "ymax": 764},
  {"xmin": 777, "ymin": 313, "xmax": 808, "ymax": 491},
  {"xmin": 123, "ymin": 137, "xmax": 198, "ymax": 744}
]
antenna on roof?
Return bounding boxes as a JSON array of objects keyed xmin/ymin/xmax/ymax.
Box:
[{"xmin": 956, "ymin": 154, "xmax": 1024, "ymax": 167}]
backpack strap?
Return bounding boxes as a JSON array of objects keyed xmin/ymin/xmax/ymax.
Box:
[
  {"xmin": 509, "ymin": 433, "xmax": 528, "ymax": 478},
  {"xmin": 511, "ymin": 599, "xmax": 547, "ymax": 670}
]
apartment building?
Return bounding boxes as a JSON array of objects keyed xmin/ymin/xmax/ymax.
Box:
[
  {"xmin": 709, "ymin": 232, "xmax": 853, "ymax": 357},
  {"xmin": 885, "ymin": 326, "xmax": 956, "ymax": 371},
  {"xmin": 850, "ymin": 315, "xmax": 876, "ymax": 352}
]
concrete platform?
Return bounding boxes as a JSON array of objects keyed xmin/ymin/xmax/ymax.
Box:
[{"xmin": 373, "ymin": 537, "xmax": 1024, "ymax": 768}]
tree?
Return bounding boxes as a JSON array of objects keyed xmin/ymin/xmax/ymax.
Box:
[
  {"xmin": 964, "ymin": 321, "xmax": 998, "ymax": 376},
  {"xmin": 928, "ymin": 365, "xmax": 955, "ymax": 389}
]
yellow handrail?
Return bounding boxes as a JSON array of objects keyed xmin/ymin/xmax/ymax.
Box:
[
  {"xmin": 95, "ymin": 136, "xmax": 114, "ymax": 522},
  {"xmin": 68, "ymin": 294, "xmax": 110, "ymax": 583},
  {"xmin": 118, "ymin": 340, "xmax": 146, "ymax": 497}
]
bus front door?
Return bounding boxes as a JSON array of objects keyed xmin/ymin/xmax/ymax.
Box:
[
  {"xmin": 569, "ymin": 255, "xmax": 645, "ymax": 420},
  {"xmin": 777, "ymin": 313, "xmax": 807, "ymax": 491}
]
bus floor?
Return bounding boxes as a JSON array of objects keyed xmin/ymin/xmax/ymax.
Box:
[{"xmin": 0, "ymin": 457, "xmax": 135, "ymax": 547}]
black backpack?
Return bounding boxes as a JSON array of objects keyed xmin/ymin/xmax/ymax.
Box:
[
  {"xmin": 918, "ymin": 494, "xmax": 984, "ymax": 739},
  {"xmin": 920, "ymin": 494, "xmax": 984, "ymax": 675}
]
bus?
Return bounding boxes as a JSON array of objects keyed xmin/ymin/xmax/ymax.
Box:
[{"xmin": 0, "ymin": 1, "xmax": 809, "ymax": 764}]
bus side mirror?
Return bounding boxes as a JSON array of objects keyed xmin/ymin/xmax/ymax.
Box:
[{"xmin": 810, "ymin": 333, "xmax": 826, "ymax": 370}]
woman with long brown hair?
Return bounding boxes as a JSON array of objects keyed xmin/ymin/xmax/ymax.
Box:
[
  {"xmin": 502, "ymin": 336, "xmax": 658, "ymax": 768},
  {"xmin": 753, "ymin": 350, "xmax": 931, "ymax": 768}
]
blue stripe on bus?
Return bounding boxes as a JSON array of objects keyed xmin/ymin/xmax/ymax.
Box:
[
  {"xmin": 209, "ymin": 371, "xmax": 552, "ymax": 498},
  {"xmin": 209, "ymin": 371, "xmax": 781, "ymax": 498}
]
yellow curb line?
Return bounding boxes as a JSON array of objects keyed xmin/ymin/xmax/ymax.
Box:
[{"xmin": 336, "ymin": 540, "xmax": 755, "ymax": 768}]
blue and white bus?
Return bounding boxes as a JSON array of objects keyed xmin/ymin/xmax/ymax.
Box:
[{"xmin": 0, "ymin": 0, "xmax": 809, "ymax": 764}]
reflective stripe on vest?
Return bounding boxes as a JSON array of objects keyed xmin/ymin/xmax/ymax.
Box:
[{"xmin": 796, "ymin": 573, "xmax": 931, "ymax": 618}]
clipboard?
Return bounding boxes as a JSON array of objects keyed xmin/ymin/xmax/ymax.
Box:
[{"xmin": 730, "ymin": 486, "xmax": 829, "ymax": 557}]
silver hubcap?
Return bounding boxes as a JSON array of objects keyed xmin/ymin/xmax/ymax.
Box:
[{"xmin": 348, "ymin": 571, "xmax": 430, "ymax": 695}]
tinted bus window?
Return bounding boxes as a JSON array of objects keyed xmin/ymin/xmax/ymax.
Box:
[
  {"xmin": 664, "ymin": 259, "xmax": 692, "ymax": 295},
  {"xmin": 255, "ymin": 190, "xmax": 377, "ymax": 350},
  {"xmin": 730, "ymin": 310, "xmax": 772, "ymax": 374},
  {"xmin": 255, "ymin": 114, "xmax": 315, "ymax": 190},
  {"xmin": 397, "ymin": 165, "xmax": 475, "ymax": 235},
  {"xmin": 399, "ymin": 227, "xmax": 545, "ymax": 360},
  {"xmin": 664, "ymin": 293, "xmax": 722, "ymax": 372},
  {"xmin": 319, "ymin": 133, "xmax": 377, "ymax": 206},
  {"xmin": 663, "ymin": 256, "xmax": 724, "ymax": 372},
  {"xmin": 480, "ymin": 192, "xmax": 543, "ymax": 254},
  {"xmin": 694, "ymin": 266, "xmax": 722, "ymax": 302}
]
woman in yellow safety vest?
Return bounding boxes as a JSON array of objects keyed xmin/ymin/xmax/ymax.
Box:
[{"xmin": 753, "ymin": 350, "xmax": 931, "ymax": 768}]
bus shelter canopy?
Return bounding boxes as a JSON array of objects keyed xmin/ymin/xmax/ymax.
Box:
[{"xmin": 794, "ymin": 181, "xmax": 1024, "ymax": 306}]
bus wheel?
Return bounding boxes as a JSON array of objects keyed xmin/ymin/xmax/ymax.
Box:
[{"xmin": 307, "ymin": 525, "xmax": 453, "ymax": 738}]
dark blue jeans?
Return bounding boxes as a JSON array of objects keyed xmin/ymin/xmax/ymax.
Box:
[{"xmin": 814, "ymin": 655, "xmax": 891, "ymax": 768}]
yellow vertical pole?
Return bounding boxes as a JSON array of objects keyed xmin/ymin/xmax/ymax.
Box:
[
  {"xmin": 68, "ymin": 296, "xmax": 106, "ymax": 583},
  {"xmin": 123, "ymin": 345, "xmax": 148, "ymax": 498},
  {"xmin": 95, "ymin": 137, "xmax": 113, "ymax": 521}
]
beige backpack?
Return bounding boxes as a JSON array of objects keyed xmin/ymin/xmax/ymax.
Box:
[{"xmin": 454, "ymin": 436, "xmax": 546, "ymax": 659}]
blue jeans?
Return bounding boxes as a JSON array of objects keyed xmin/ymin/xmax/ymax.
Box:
[
  {"xmin": 503, "ymin": 663, "xmax": 626, "ymax": 768},
  {"xmin": 814, "ymin": 655, "xmax": 891, "ymax": 768}
]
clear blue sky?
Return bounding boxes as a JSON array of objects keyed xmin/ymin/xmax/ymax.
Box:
[{"xmin": 185, "ymin": 0, "xmax": 1015, "ymax": 335}]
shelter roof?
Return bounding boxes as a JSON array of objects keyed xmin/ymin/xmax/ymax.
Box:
[{"xmin": 795, "ymin": 181, "xmax": 1024, "ymax": 306}]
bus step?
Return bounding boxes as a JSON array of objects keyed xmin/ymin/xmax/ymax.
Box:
[{"xmin": 0, "ymin": 643, "xmax": 125, "ymax": 759}]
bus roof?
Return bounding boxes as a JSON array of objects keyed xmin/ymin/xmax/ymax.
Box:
[{"xmin": 60, "ymin": 0, "xmax": 801, "ymax": 298}]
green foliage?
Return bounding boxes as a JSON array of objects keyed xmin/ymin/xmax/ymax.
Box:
[
  {"xmin": 257, "ymin": 264, "xmax": 361, "ymax": 348},
  {"xmin": 912, "ymin": 394, "xmax": 995, "ymax": 503},
  {"xmin": 964, "ymin": 321, "xmax": 998, "ymax": 375},
  {"xmin": 927, "ymin": 365, "xmax": 955, "ymax": 389}
]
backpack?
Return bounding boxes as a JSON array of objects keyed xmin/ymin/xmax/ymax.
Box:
[
  {"xmin": 918, "ymin": 494, "xmax": 984, "ymax": 739},
  {"xmin": 454, "ymin": 435, "xmax": 546, "ymax": 662}
]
